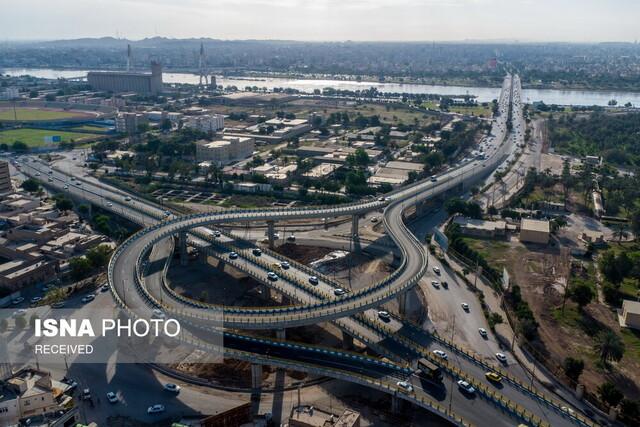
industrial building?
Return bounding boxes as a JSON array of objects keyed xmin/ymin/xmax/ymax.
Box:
[
  {"xmin": 519, "ymin": 218, "xmax": 550, "ymax": 244},
  {"xmin": 195, "ymin": 136, "xmax": 254, "ymax": 166},
  {"xmin": 87, "ymin": 62, "xmax": 163, "ymax": 95}
]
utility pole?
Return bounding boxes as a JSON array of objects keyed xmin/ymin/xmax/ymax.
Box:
[{"xmin": 448, "ymin": 313, "xmax": 456, "ymax": 413}]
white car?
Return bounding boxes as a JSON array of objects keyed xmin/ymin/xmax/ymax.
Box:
[
  {"xmin": 81, "ymin": 294, "xmax": 95, "ymax": 303},
  {"xmin": 432, "ymin": 266, "xmax": 441, "ymax": 275},
  {"xmin": 495, "ymin": 353, "xmax": 507, "ymax": 363},
  {"xmin": 377, "ymin": 311, "xmax": 391, "ymax": 322},
  {"xmin": 11, "ymin": 297, "xmax": 24, "ymax": 305},
  {"xmin": 63, "ymin": 185, "xmax": 69, "ymax": 190},
  {"xmin": 12, "ymin": 309, "xmax": 27, "ymax": 317},
  {"xmin": 107, "ymin": 202, "xmax": 113, "ymax": 207},
  {"xmin": 280, "ymin": 261, "xmax": 290, "ymax": 270},
  {"xmin": 432, "ymin": 350, "xmax": 448, "ymax": 360},
  {"xmin": 308, "ymin": 276, "xmax": 319, "ymax": 285},
  {"xmin": 457, "ymin": 380, "xmax": 476, "ymax": 394},
  {"xmin": 228, "ymin": 252, "xmax": 239, "ymax": 260},
  {"xmin": 124, "ymin": 196, "xmax": 131, "ymax": 202},
  {"xmin": 30, "ymin": 296, "xmax": 42, "ymax": 304},
  {"xmin": 163, "ymin": 383, "xmax": 180, "ymax": 393},
  {"xmin": 152, "ymin": 309, "xmax": 166, "ymax": 319},
  {"xmin": 396, "ymin": 381, "xmax": 413, "ymax": 392},
  {"xmin": 333, "ymin": 288, "xmax": 347, "ymax": 296},
  {"xmin": 106, "ymin": 392, "xmax": 118, "ymax": 403},
  {"xmin": 431, "ymin": 280, "xmax": 440, "ymax": 288},
  {"xmin": 267, "ymin": 272, "xmax": 278, "ymax": 281},
  {"xmin": 213, "ymin": 231, "xmax": 221, "ymax": 238},
  {"xmin": 147, "ymin": 404, "xmax": 165, "ymax": 414},
  {"xmin": 461, "ymin": 303, "xmax": 470, "ymax": 312},
  {"xmin": 286, "ymin": 235, "xmax": 296, "ymax": 242},
  {"xmin": 478, "ymin": 328, "xmax": 488, "ymax": 338}
]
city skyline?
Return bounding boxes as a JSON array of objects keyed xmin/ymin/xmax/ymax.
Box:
[{"xmin": 2, "ymin": 0, "xmax": 639, "ymax": 43}]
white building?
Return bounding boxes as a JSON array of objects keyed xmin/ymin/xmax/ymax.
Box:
[
  {"xmin": 185, "ymin": 114, "xmax": 225, "ymax": 134},
  {"xmin": 196, "ymin": 136, "xmax": 254, "ymax": 166}
]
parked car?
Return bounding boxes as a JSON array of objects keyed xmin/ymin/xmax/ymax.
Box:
[
  {"xmin": 11, "ymin": 297, "xmax": 24, "ymax": 305},
  {"xmin": 478, "ymin": 328, "xmax": 488, "ymax": 338},
  {"xmin": 461, "ymin": 303, "xmax": 470, "ymax": 312},
  {"xmin": 495, "ymin": 353, "xmax": 507, "ymax": 363}
]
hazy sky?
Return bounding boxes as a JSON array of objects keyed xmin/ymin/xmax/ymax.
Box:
[{"xmin": 2, "ymin": 0, "xmax": 639, "ymax": 42}]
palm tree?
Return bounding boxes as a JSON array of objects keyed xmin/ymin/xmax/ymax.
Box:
[
  {"xmin": 613, "ymin": 224, "xmax": 628, "ymax": 243},
  {"xmin": 595, "ymin": 331, "xmax": 625, "ymax": 365}
]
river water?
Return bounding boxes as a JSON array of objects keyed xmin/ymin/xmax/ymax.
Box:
[{"xmin": 3, "ymin": 68, "xmax": 640, "ymax": 107}]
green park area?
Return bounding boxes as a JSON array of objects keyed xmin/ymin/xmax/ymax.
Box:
[
  {"xmin": 0, "ymin": 108, "xmax": 84, "ymax": 121},
  {"xmin": 0, "ymin": 128, "xmax": 102, "ymax": 148}
]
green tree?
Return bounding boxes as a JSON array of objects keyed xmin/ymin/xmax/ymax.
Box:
[
  {"xmin": 85, "ymin": 245, "xmax": 113, "ymax": 269},
  {"xmin": 620, "ymin": 399, "xmax": 640, "ymax": 421},
  {"xmin": 11, "ymin": 141, "xmax": 29, "ymax": 152},
  {"xmin": 55, "ymin": 197, "xmax": 73, "ymax": 213},
  {"xmin": 597, "ymin": 382, "xmax": 623, "ymax": 408},
  {"xmin": 569, "ymin": 283, "xmax": 594, "ymax": 310},
  {"xmin": 21, "ymin": 178, "xmax": 40, "ymax": 193},
  {"xmin": 595, "ymin": 331, "xmax": 625, "ymax": 365},
  {"xmin": 630, "ymin": 207, "xmax": 640, "ymax": 241},
  {"xmin": 562, "ymin": 357, "xmax": 584, "ymax": 382},
  {"xmin": 69, "ymin": 257, "xmax": 92, "ymax": 281}
]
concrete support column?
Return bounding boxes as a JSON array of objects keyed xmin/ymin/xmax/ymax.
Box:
[
  {"xmin": 267, "ymin": 220, "xmax": 276, "ymax": 249},
  {"xmin": 351, "ymin": 214, "xmax": 359, "ymax": 237},
  {"xmin": 391, "ymin": 395, "xmax": 402, "ymax": 414},
  {"xmin": 276, "ymin": 329, "xmax": 286, "ymax": 340},
  {"xmin": 251, "ymin": 363, "xmax": 262, "ymax": 391},
  {"xmin": 397, "ymin": 291, "xmax": 410, "ymax": 317},
  {"xmin": 342, "ymin": 331, "xmax": 354, "ymax": 350},
  {"xmin": 179, "ymin": 231, "xmax": 188, "ymax": 266}
]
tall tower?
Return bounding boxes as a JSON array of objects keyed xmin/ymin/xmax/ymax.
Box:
[
  {"xmin": 126, "ymin": 44, "xmax": 132, "ymax": 71},
  {"xmin": 199, "ymin": 42, "xmax": 209, "ymax": 86}
]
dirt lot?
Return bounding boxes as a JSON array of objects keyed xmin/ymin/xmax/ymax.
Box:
[{"xmin": 464, "ymin": 235, "xmax": 640, "ymax": 400}]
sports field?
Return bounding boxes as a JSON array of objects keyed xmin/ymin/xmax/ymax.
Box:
[
  {"xmin": 0, "ymin": 107, "xmax": 94, "ymax": 121},
  {"xmin": 0, "ymin": 128, "xmax": 102, "ymax": 148}
]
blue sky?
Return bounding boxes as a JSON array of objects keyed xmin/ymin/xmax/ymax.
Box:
[{"xmin": 2, "ymin": 0, "xmax": 638, "ymax": 42}]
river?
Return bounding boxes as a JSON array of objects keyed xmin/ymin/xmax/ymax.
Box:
[{"xmin": 3, "ymin": 68, "xmax": 640, "ymax": 107}]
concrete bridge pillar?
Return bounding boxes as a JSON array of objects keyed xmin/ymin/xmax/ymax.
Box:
[
  {"xmin": 342, "ymin": 331, "xmax": 354, "ymax": 350},
  {"xmin": 351, "ymin": 214, "xmax": 359, "ymax": 237},
  {"xmin": 276, "ymin": 328, "xmax": 286, "ymax": 340},
  {"xmin": 179, "ymin": 231, "xmax": 188, "ymax": 266},
  {"xmin": 391, "ymin": 395, "xmax": 402, "ymax": 414},
  {"xmin": 267, "ymin": 220, "xmax": 276, "ymax": 249},
  {"xmin": 251, "ymin": 363, "xmax": 263, "ymax": 391},
  {"xmin": 397, "ymin": 291, "xmax": 410, "ymax": 317}
]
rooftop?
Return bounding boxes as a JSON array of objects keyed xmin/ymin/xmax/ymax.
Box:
[{"xmin": 521, "ymin": 218, "xmax": 550, "ymax": 233}]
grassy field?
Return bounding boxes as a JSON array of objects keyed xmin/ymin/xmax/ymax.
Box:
[
  {"xmin": 0, "ymin": 128, "xmax": 102, "ymax": 147},
  {"xmin": 0, "ymin": 108, "xmax": 87, "ymax": 121}
]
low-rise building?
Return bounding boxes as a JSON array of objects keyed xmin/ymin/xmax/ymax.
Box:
[
  {"xmin": 289, "ymin": 406, "xmax": 360, "ymax": 427},
  {"xmin": 519, "ymin": 218, "xmax": 550, "ymax": 244},
  {"xmin": 232, "ymin": 182, "xmax": 272, "ymax": 193},
  {"xmin": 619, "ymin": 300, "xmax": 640, "ymax": 330},
  {"xmin": 453, "ymin": 217, "xmax": 508, "ymax": 239},
  {"xmin": 303, "ymin": 163, "xmax": 339, "ymax": 179},
  {"xmin": 0, "ymin": 368, "xmax": 61, "ymax": 425},
  {"xmin": 195, "ymin": 136, "xmax": 254, "ymax": 166}
]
